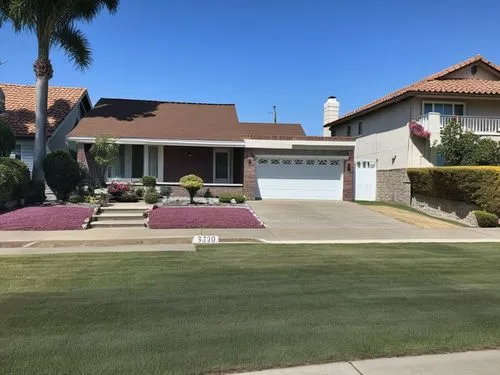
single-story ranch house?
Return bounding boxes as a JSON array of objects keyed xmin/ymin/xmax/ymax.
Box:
[
  {"xmin": 68, "ymin": 98, "xmax": 355, "ymax": 200},
  {"xmin": 0, "ymin": 83, "xmax": 91, "ymax": 172}
]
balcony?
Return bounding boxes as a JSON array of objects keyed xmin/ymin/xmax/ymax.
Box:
[{"xmin": 418, "ymin": 114, "xmax": 500, "ymax": 136}]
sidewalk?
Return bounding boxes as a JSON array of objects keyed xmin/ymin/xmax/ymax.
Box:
[
  {"xmin": 235, "ymin": 349, "xmax": 500, "ymax": 375},
  {"xmin": 1, "ymin": 226, "xmax": 500, "ymax": 248}
]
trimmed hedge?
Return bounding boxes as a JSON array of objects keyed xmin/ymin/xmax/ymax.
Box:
[
  {"xmin": 43, "ymin": 150, "xmax": 82, "ymax": 201},
  {"xmin": 407, "ymin": 167, "xmax": 500, "ymax": 216},
  {"xmin": 474, "ymin": 211, "xmax": 498, "ymax": 228},
  {"xmin": 219, "ymin": 192, "xmax": 246, "ymax": 204},
  {"xmin": 142, "ymin": 176, "xmax": 157, "ymax": 187},
  {"xmin": 0, "ymin": 157, "xmax": 30, "ymax": 204},
  {"xmin": 144, "ymin": 191, "xmax": 161, "ymax": 204}
]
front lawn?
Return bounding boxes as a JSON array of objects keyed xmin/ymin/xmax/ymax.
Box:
[
  {"xmin": 148, "ymin": 206, "xmax": 265, "ymax": 229},
  {"xmin": 0, "ymin": 206, "xmax": 93, "ymax": 230},
  {"xmin": 1, "ymin": 243, "xmax": 500, "ymax": 374}
]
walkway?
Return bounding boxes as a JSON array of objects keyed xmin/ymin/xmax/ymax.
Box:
[{"xmin": 234, "ymin": 349, "xmax": 500, "ymax": 375}]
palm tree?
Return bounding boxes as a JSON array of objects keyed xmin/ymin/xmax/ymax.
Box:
[{"xmin": 0, "ymin": 0, "xmax": 119, "ymax": 186}]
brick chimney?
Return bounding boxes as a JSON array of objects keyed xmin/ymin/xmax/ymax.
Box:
[{"xmin": 323, "ymin": 96, "xmax": 339, "ymax": 136}]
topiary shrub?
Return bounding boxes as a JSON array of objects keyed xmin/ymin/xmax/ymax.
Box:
[
  {"xmin": 218, "ymin": 192, "xmax": 246, "ymax": 204},
  {"xmin": 135, "ymin": 187, "xmax": 145, "ymax": 198},
  {"xmin": 144, "ymin": 190, "xmax": 161, "ymax": 204},
  {"xmin": 407, "ymin": 167, "xmax": 500, "ymax": 216},
  {"xmin": 115, "ymin": 190, "xmax": 139, "ymax": 202},
  {"xmin": 68, "ymin": 195, "xmax": 86, "ymax": 204},
  {"xmin": 180, "ymin": 174, "xmax": 203, "ymax": 204},
  {"xmin": 474, "ymin": 211, "xmax": 498, "ymax": 228},
  {"xmin": 0, "ymin": 157, "xmax": 30, "ymax": 204},
  {"xmin": 142, "ymin": 175, "xmax": 157, "ymax": 188},
  {"xmin": 0, "ymin": 122, "xmax": 16, "ymax": 157},
  {"xmin": 42, "ymin": 150, "xmax": 82, "ymax": 201}
]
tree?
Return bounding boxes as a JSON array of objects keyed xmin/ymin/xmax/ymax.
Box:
[
  {"xmin": 180, "ymin": 174, "xmax": 203, "ymax": 204},
  {"xmin": 90, "ymin": 136, "xmax": 119, "ymax": 186},
  {"xmin": 0, "ymin": 121, "xmax": 16, "ymax": 157},
  {"xmin": 0, "ymin": 0, "xmax": 119, "ymax": 186}
]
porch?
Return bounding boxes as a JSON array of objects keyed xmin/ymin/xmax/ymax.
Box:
[{"xmin": 80, "ymin": 143, "xmax": 244, "ymax": 194}]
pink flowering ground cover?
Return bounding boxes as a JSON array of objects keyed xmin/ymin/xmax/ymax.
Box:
[
  {"xmin": 149, "ymin": 207, "xmax": 265, "ymax": 229},
  {"xmin": 0, "ymin": 206, "xmax": 93, "ymax": 231}
]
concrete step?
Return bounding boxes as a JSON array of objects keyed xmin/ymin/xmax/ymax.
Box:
[
  {"xmin": 93, "ymin": 213, "xmax": 144, "ymax": 221},
  {"xmin": 90, "ymin": 220, "xmax": 146, "ymax": 228}
]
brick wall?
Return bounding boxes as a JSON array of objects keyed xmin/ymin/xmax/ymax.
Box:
[
  {"xmin": 343, "ymin": 151, "xmax": 354, "ymax": 201},
  {"xmin": 243, "ymin": 148, "xmax": 256, "ymax": 200},
  {"xmin": 376, "ymin": 168, "xmax": 411, "ymax": 204}
]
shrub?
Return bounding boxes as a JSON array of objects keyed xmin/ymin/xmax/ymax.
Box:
[
  {"xmin": 142, "ymin": 175, "xmax": 157, "ymax": 188},
  {"xmin": 407, "ymin": 167, "xmax": 500, "ymax": 216},
  {"xmin": 69, "ymin": 195, "xmax": 86, "ymax": 204},
  {"xmin": 115, "ymin": 190, "xmax": 139, "ymax": 202},
  {"xmin": 43, "ymin": 150, "xmax": 82, "ymax": 201},
  {"xmin": 144, "ymin": 190, "xmax": 161, "ymax": 204},
  {"xmin": 89, "ymin": 136, "xmax": 119, "ymax": 186},
  {"xmin": 474, "ymin": 211, "xmax": 498, "ymax": 228},
  {"xmin": 203, "ymin": 188, "xmax": 213, "ymax": 199},
  {"xmin": 0, "ymin": 122, "xmax": 16, "ymax": 157},
  {"xmin": 218, "ymin": 192, "xmax": 246, "ymax": 204},
  {"xmin": 162, "ymin": 186, "xmax": 173, "ymax": 199},
  {"xmin": 0, "ymin": 157, "xmax": 31, "ymax": 204},
  {"xmin": 26, "ymin": 180, "xmax": 46, "ymax": 204},
  {"xmin": 135, "ymin": 187, "xmax": 145, "ymax": 198},
  {"xmin": 108, "ymin": 181, "xmax": 130, "ymax": 197},
  {"xmin": 180, "ymin": 174, "xmax": 203, "ymax": 204}
]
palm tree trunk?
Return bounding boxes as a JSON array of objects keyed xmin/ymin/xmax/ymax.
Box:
[
  {"xmin": 31, "ymin": 56, "xmax": 53, "ymax": 185},
  {"xmin": 32, "ymin": 75, "xmax": 49, "ymax": 183}
]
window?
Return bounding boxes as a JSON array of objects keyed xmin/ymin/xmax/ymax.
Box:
[
  {"xmin": 423, "ymin": 102, "xmax": 465, "ymax": 116},
  {"xmin": 358, "ymin": 121, "xmax": 363, "ymax": 135},
  {"xmin": 347, "ymin": 125, "xmax": 352, "ymax": 137},
  {"xmin": 330, "ymin": 128, "xmax": 336, "ymax": 137},
  {"xmin": 13, "ymin": 145, "xmax": 22, "ymax": 160}
]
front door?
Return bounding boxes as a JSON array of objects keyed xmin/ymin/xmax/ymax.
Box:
[{"xmin": 214, "ymin": 150, "xmax": 230, "ymax": 183}]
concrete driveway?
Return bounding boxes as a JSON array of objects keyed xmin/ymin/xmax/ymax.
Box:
[{"xmin": 248, "ymin": 200, "xmax": 414, "ymax": 230}]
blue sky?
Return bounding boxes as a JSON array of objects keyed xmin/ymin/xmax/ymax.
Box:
[{"xmin": 1, "ymin": 0, "xmax": 500, "ymax": 135}]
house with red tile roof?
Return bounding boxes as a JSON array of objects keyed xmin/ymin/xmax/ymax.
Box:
[
  {"xmin": 322, "ymin": 55, "xmax": 500, "ymax": 203},
  {"xmin": 68, "ymin": 98, "xmax": 356, "ymax": 200},
  {"xmin": 0, "ymin": 83, "xmax": 91, "ymax": 172}
]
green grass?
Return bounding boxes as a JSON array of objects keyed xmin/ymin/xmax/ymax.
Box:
[
  {"xmin": 356, "ymin": 200, "xmax": 470, "ymax": 227},
  {"xmin": 1, "ymin": 244, "xmax": 500, "ymax": 374}
]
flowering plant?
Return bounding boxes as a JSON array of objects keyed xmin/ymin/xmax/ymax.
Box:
[
  {"xmin": 108, "ymin": 181, "xmax": 131, "ymax": 196},
  {"xmin": 409, "ymin": 121, "xmax": 431, "ymax": 139}
]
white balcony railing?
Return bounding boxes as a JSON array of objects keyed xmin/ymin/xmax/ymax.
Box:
[
  {"xmin": 440, "ymin": 115, "xmax": 500, "ymax": 134},
  {"xmin": 417, "ymin": 114, "xmax": 500, "ymax": 135}
]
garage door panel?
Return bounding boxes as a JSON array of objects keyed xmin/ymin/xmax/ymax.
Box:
[{"xmin": 255, "ymin": 156, "xmax": 343, "ymax": 200}]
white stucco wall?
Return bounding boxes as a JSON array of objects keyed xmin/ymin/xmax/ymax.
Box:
[{"xmin": 444, "ymin": 64, "xmax": 499, "ymax": 80}]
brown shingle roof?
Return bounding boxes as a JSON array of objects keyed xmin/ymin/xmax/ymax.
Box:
[
  {"xmin": 0, "ymin": 83, "xmax": 87, "ymax": 137},
  {"xmin": 239, "ymin": 122, "xmax": 305, "ymax": 137},
  {"xmin": 327, "ymin": 55, "xmax": 500, "ymax": 126},
  {"xmin": 68, "ymin": 98, "xmax": 307, "ymax": 141}
]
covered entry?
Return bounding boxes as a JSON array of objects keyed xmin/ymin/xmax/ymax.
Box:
[{"xmin": 255, "ymin": 156, "xmax": 344, "ymax": 200}]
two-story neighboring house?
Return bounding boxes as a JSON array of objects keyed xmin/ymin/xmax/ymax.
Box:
[
  {"xmin": 323, "ymin": 55, "xmax": 500, "ymax": 204},
  {"xmin": 0, "ymin": 83, "xmax": 91, "ymax": 172}
]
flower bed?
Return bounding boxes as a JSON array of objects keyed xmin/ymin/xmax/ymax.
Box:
[
  {"xmin": 148, "ymin": 207, "xmax": 265, "ymax": 229},
  {"xmin": 0, "ymin": 206, "xmax": 93, "ymax": 231}
]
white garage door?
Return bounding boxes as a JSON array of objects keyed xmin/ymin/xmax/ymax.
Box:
[{"xmin": 255, "ymin": 156, "xmax": 344, "ymax": 200}]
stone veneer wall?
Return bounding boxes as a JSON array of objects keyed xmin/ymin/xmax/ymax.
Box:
[
  {"xmin": 410, "ymin": 193, "xmax": 478, "ymax": 227},
  {"xmin": 343, "ymin": 151, "xmax": 354, "ymax": 201},
  {"xmin": 243, "ymin": 148, "xmax": 256, "ymax": 200},
  {"xmin": 376, "ymin": 168, "xmax": 411, "ymax": 204}
]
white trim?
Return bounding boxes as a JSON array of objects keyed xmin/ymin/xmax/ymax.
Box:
[
  {"xmin": 213, "ymin": 148, "xmax": 232, "ymax": 183},
  {"xmin": 422, "ymin": 101, "xmax": 466, "ymax": 116},
  {"xmin": 244, "ymin": 139, "xmax": 356, "ymax": 149},
  {"xmin": 66, "ymin": 136, "xmax": 245, "ymax": 148}
]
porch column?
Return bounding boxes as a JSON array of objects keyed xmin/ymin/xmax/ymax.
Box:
[
  {"xmin": 158, "ymin": 146, "xmax": 164, "ymax": 182},
  {"xmin": 143, "ymin": 145, "xmax": 149, "ymax": 177}
]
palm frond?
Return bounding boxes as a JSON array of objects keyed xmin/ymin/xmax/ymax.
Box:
[
  {"xmin": 68, "ymin": 0, "xmax": 119, "ymax": 22},
  {"xmin": 52, "ymin": 22, "xmax": 92, "ymax": 70}
]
